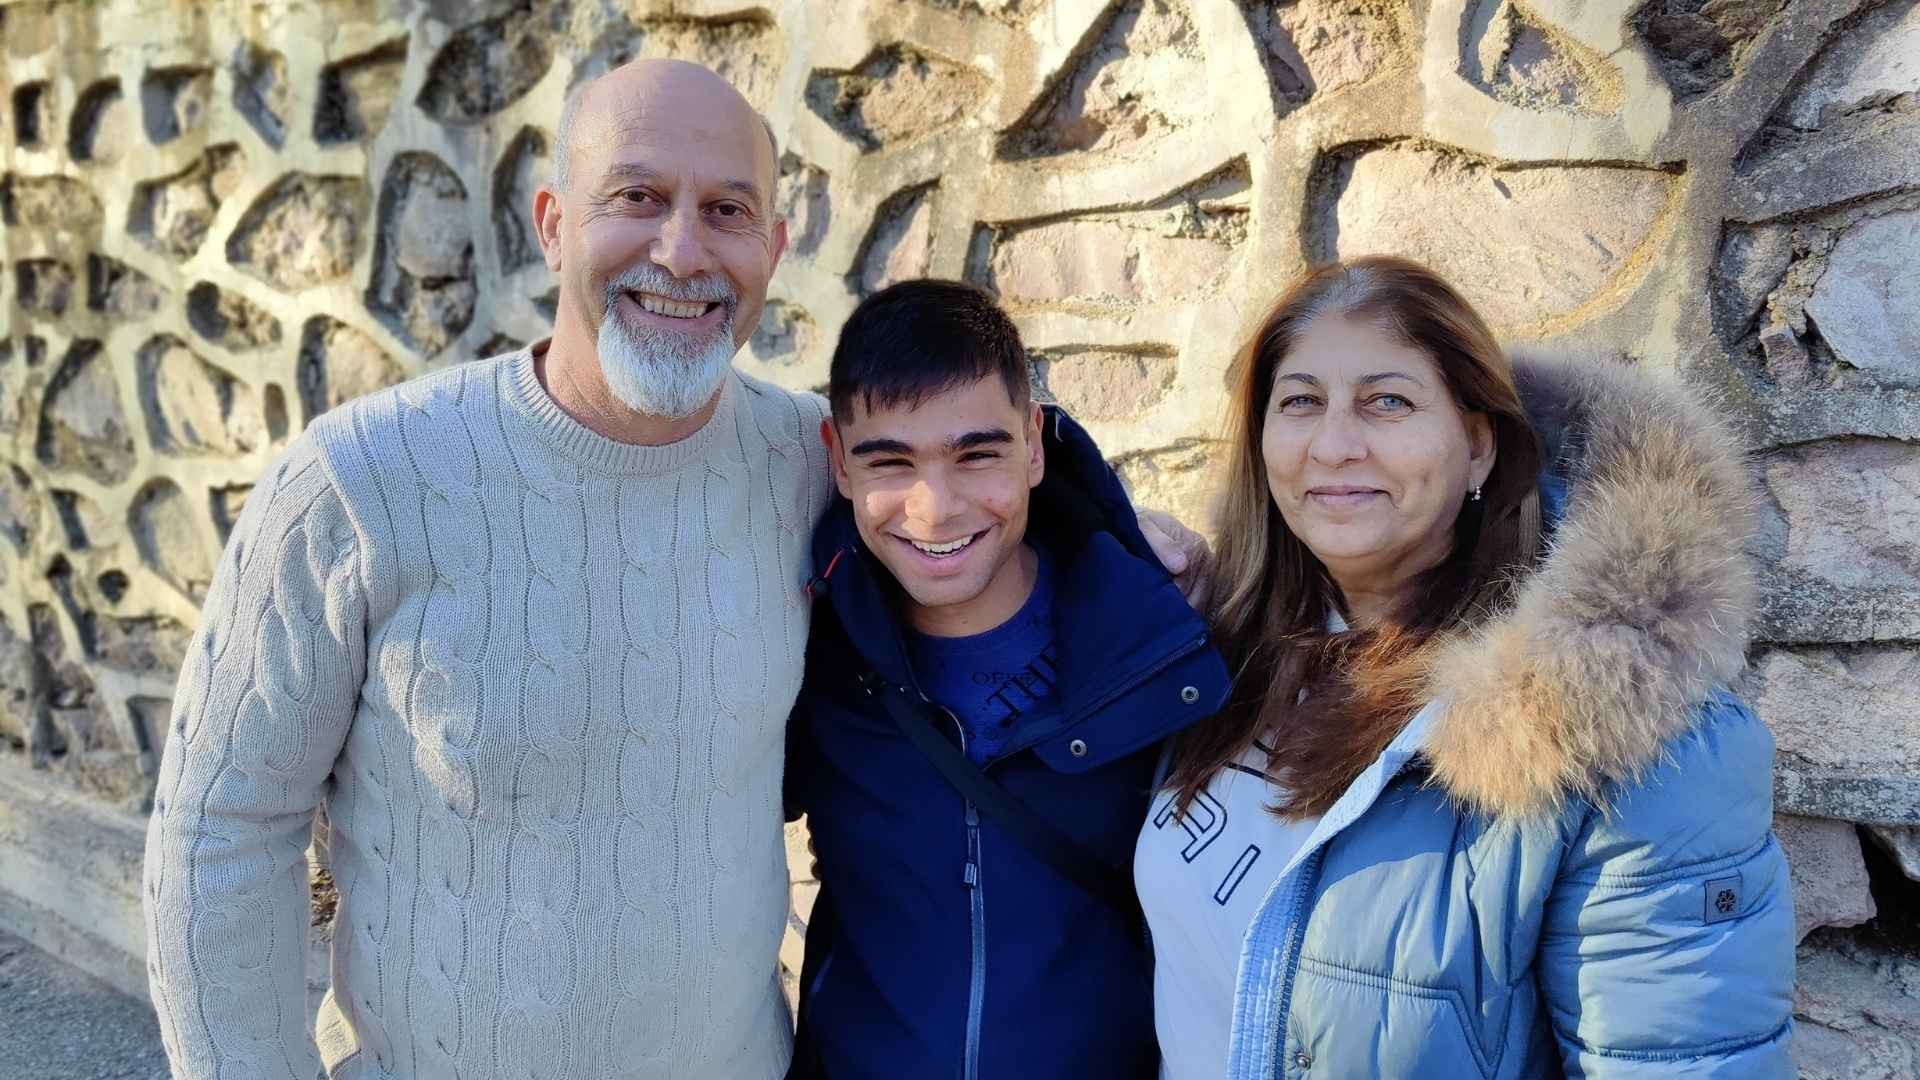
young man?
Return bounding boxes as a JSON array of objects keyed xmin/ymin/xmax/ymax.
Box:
[{"xmin": 786, "ymin": 280, "xmax": 1230, "ymax": 1079}]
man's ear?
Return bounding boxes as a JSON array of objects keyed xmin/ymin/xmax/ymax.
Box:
[
  {"xmin": 534, "ymin": 184, "xmax": 564, "ymax": 272},
  {"xmin": 821, "ymin": 417, "xmax": 853, "ymax": 499},
  {"xmin": 768, "ymin": 216, "xmax": 789, "ymax": 274},
  {"xmin": 1467, "ymin": 412, "xmax": 1497, "ymax": 492},
  {"xmin": 1026, "ymin": 401, "xmax": 1045, "ymax": 489}
]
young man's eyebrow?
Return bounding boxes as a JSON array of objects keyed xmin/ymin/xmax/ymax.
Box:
[
  {"xmin": 948, "ymin": 429, "xmax": 1014, "ymax": 452},
  {"xmin": 849, "ymin": 437, "xmax": 915, "ymax": 456}
]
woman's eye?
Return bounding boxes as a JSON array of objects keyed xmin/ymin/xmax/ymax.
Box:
[
  {"xmin": 1277, "ymin": 395, "xmax": 1321, "ymax": 413},
  {"xmin": 1370, "ymin": 394, "xmax": 1412, "ymax": 411}
]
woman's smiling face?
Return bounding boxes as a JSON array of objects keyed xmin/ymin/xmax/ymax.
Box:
[{"xmin": 1262, "ymin": 315, "xmax": 1495, "ymax": 608}]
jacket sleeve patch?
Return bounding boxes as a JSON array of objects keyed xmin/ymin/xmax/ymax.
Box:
[{"xmin": 1703, "ymin": 872, "xmax": 1743, "ymax": 924}]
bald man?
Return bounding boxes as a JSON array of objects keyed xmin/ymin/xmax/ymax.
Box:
[{"xmin": 143, "ymin": 60, "xmax": 821, "ymax": 1078}]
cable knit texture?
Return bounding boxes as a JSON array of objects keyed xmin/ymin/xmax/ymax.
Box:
[{"xmin": 142, "ymin": 344, "xmax": 832, "ymax": 1079}]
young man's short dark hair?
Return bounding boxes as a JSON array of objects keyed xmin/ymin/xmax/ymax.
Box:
[{"xmin": 828, "ymin": 279, "xmax": 1031, "ymax": 423}]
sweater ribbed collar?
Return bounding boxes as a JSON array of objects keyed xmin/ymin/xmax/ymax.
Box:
[{"xmin": 503, "ymin": 339, "xmax": 738, "ymax": 476}]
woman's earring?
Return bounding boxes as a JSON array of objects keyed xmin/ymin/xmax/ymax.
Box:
[{"xmin": 1470, "ymin": 486, "xmax": 1482, "ymax": 502}]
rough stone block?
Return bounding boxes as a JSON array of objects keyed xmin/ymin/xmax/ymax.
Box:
[
  {"xmin": 314, "ymin": 39, "xmax": 408, "ymax": 145},
  {"xmin": 1762, "ymin": 439, "xmax": 1920, "ymax": 601},
  {"xmin": 1112, "ymin": 439, "xmax": 1228, "ymax": 536},
  {"xmin": 14, "ymin": 259, "xmax": 75, "ymax": 317},
  {"xmin": 186, "ymin": 281, "xmax": 282, "ymax": 351},
  {"xmin": 232, "ymin": 41, "xmax": 289, "ymax": 148},
  {"xmin": 1241, "ymin": 0, "xmax": 1413, "ymax": 110},
  {"xmin": 1754, "ymin": 646, "xmax": 1920, "ymax": 824},
  {"xmin": 749, "ymin": 301, "xmax": 816, "ymax": 366},
  {"xmin": 86, "ymin": 256, "xmax": 164, "ymax": 318},
  {"xmin": 1793, "ymin": 940, "xmax": 1920, "ymax": 1080},
  {"xmin": 1632, "ymin": 0, "xmax": 1785, "ymax": 100},
  {"xmin": 1779, "ymin": 0, "xmax": 1919, "ymax": 129},
  {"xmin": 1315, "ymin": 145, "xmax": 1675, "ymax": 332},
  {"xmin": 1002, "ymin": 0, "xmax": 1205, "ymax": 160},
  {"xmin": 492, "ymin": 127, "xmax": 550, "ymax": 274},
  {"xmin": 131, "ymin": 145, "xmax": 246, "ymax": 260},
  {"xmin": 297, "ymin": 316, "xmax": 405, "ymax": 420},
  {"xmin": 227, "ymin": 173, "xmax": 368, "ymax": 292},
  {"xmin": 809, "ymin": 45, "xmax": 986, "ymax": 152},
  {"xmin": 129, "ymin": 479, "xmax": 214, "ymax": 603},
  {"xmin": 1775, "ymin": 814, "xmax": 1876, "ymax": 943},
  {"xmin": 1037, "ymin": 348, "xmax": 1176, "ymax": 420},
  {"xmin": 35, "ymin": 341, "xmax": 134, "ymax": 486},
  {"xmin": 2, "ymin": 175, "xmax": 103, "ymax": 232},
  {"xmin": 136, "ymin": 335, "xmax": 262, "ymax": 455},
  {"xmin": 367, "ymin": 154, "xmax": 476, "ymax": 356},
  {"xmin": 854, "ymin": 184, "xmax": 935, "ymax": 297},
  {"xmin": 1805, "ymin": 208, "xmax": 1920, "ymax": 385},
  {"xmin": 140, "ymin": 66, "xmax": 213, "ymax": 145},
  {"xmin": 417, "ymin": 5, "xmax": 553, "ymax": 125},
  {"xmin": 68, "ymin": 79, "xmax": 132, "ymax": 164}
]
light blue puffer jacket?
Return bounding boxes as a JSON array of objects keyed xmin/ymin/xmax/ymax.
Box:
[{"xmin": 1225, "ymin": 354, "xmax": 1796, "ymax": 1079}]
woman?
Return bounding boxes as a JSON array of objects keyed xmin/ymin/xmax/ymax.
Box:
[{"xmin": 1135, "ymin": 257, "xmax": 1794, "ymax": 1079}]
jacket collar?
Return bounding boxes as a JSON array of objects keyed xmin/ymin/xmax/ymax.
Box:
[
  {"xmin": 1421, "ymin": 351, "xmax": 1759, "ymax": 817},
  {"xmin": 809, "ymin": 406, "xmax": 1222, "ymax": 745}
]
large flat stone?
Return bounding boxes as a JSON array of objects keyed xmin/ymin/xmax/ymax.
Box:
[
  {"xmin": 1755, "ymin": 646, "xmax": 1920, "ymax": 824},
  {"xmin": 1781, "ymin": 0, "xmax": 1920, "ymax": 129},
  {"xmin": 1806, "ymin": 208, "xmax": 1920, "ymax": 384},
  {"xmin": 1775, "ymin": 814, "xmax": 1876, "ymax": 944},
  {"xmin": 1762, "ymin": 439, "xmax": 1920, "ymax": 596},
  {"xmin": 1319, "ymin": 146, "xmax": 1674, "ymax": 332}
]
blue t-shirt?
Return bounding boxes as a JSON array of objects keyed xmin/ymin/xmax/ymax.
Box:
[{"xmin": 908, "ymin": 547, "xmax": 1059, "ymax": 766}]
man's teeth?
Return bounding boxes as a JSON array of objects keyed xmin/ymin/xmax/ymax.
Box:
[
  {"xmin": 911, "ymin": 534, "xmax": 976, "ymax": 556},
  {"xmin": 633, "ymin": 292, "xmax": 710, "ymax": 319}
]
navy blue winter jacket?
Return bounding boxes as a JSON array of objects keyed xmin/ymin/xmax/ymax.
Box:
[{"xmin": 784, "ymin": 406, "xmax": 1231, "ymax": 1080}]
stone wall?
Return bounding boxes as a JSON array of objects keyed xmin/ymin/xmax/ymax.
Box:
[{"xmin": 2, "ymin": 0, "xmax": 1916, "ymax": 1071}]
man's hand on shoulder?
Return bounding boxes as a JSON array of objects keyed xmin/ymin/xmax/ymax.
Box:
[{"xmin": 1136, "ymin": 507, "xmax": 1212, "ymax": 612}]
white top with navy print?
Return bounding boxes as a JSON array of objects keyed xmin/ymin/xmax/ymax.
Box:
[{"xmin": 1134, "ymin": 740, "xmax": 1321, "ymax": 1080}]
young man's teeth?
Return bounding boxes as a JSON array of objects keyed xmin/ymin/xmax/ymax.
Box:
[
  {"xmin": 635, "ymin": 293, "xmax": 708, "ymax": 319},
  {"xmin": 911, "ymin": 535, "xmax": 974, "ymax": 556}
]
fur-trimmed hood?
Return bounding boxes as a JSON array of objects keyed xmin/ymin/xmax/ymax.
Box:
[{"xmin": 1421, "ymin": 352, "xmax": 1760, "ymax": 818}]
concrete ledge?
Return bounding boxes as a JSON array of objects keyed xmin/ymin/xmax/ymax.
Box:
[{"xmin": 0, "ymin": 757, "xmax": 150, "ymax": 1002}]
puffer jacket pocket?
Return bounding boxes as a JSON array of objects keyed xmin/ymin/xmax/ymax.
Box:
[{"xmin": 1286, "ymin": 958, "xmax": 1500, "ymax": 1079}]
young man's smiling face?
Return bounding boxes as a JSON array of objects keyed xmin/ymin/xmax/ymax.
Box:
[{"xmin": 826, "ymin": 377, "xmax": 1045, "ymax": 637}]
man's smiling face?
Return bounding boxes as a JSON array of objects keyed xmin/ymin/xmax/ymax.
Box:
[
  {"xmin": 542, "ymin": 60, "xmax": 786, "ymax": 418},
  {"xmin": 827, "ymin": 376, "xmax": 1045, "ymax": 632}
]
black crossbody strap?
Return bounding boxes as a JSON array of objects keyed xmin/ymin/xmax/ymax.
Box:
[{"xmin": 870, "ymin": 680, "xmax": 1143, "ymax": 931}]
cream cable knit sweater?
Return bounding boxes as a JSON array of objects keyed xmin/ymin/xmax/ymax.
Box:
[{"xmin": 143, "ymin": 345, "xmax": 832, "ymax": 1079}]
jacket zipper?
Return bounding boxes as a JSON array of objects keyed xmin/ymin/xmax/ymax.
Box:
[
  {"xmin": 950, "ymin": 709, "xmax": 987, "ymax": 1080},
  {"xmin": 1272, "ymin": 848, "xmax": 1325, "ymax": 1080}
]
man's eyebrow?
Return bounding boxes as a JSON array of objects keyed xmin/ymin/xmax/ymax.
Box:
[
  {"xmin": 850, "ymin": 437, "xmax": 914, "ymax": 456},
  {"xmin": 948, "ymin": 430, "xmax": 1014, "ymax": 452}
]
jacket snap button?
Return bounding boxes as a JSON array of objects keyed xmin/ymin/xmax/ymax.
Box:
[
  {"xmin": 1068, "ymin": 738, "xmax": 1088, "ymax": 757},
  {"xmin": 1180, "ymin": 685, "xmax": 1200, "ymax": 704},
  {"xmin": 1295, "ymin": 1050, "xmax": 1312, "ymax": 1069}
]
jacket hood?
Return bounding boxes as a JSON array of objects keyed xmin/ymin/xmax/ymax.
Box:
[{"xmin": 1422, "ymin": 351, "xmax": 1760, "ymax": 818}]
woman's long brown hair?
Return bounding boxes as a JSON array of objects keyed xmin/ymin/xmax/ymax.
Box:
[{"xmin": 1166, "ymin": 257, "xmax": 1545, "ymax": 819}]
